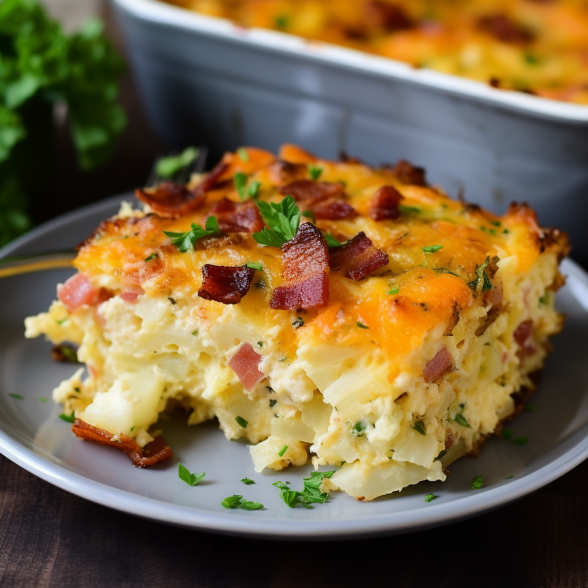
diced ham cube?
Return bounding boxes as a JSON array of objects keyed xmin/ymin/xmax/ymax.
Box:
[
  {"xmin": 424, "ymin": 347, "xmax": 453, "ymax": 383},
  {"xmin": 228, "ymin": 343, "xmax": 265, "ymax": 391},
  {"xmin": 58, "ymin": 273, "xmax": 101, "ymax": 312}
]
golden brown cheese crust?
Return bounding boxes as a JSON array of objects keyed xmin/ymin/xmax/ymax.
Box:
[
  {"xmin": 76, "ymin": 144, "xmax": 569, "ymax": 371},
  {"xmin": 165, "ymin": 0, "xmax": 588, "ymax": 104}
]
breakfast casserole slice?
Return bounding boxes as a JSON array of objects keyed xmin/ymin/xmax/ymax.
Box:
[{"xmin": 25, "ymin": 145, "xmax": 569, "ymax": 500}]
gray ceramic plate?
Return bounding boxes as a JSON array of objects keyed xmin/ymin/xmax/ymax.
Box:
[{"xmin": 1, "ymin": 194, "xmax": 588, "ymax": 540}]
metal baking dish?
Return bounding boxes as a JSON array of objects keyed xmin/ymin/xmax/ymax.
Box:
[{"xmin": 113, "ymin": 0, "xmax": 588, "ymax": 258}]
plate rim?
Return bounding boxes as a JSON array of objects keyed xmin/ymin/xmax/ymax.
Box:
[{"xmin": 1, "ymin": 195, "xmax": 587, "ymax": 539}]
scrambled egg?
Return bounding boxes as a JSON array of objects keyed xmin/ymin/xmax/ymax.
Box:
[{"xmin": 25, "ymin": 145, "xmax": 569, "ymax": 500}]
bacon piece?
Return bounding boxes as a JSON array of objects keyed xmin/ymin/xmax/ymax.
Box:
[
  {"xmin": 228, "ymin": 342, "xmax": 265, "ymax": 392},
  {"xmin": 270, "ymin": 223, "xmax": 329, "ymax": 310},
  {"xmin": 329, "ymin": 232, "xmax": 388, "ymax": 280},
  {"xmin": 370, "ymin": 186, "xmax": 404, "ymax": 221},
  {"xmin": 207, "ymin": 198, "xmax": 264, "ymax": 233},
  {"xmin": 483, "ymin": 281, "xmax": 503, "ymax": 307},
  {"xmin": 364, "ymin": 1, "xmax": 413, "ymax": 31},
  {"xmin": 58, "ymin": 273, "xmax": 101, "ymax": 312},
  {"xmin": 198, "ymin": 264, "xmax": 255, "ymax": 304},
  {"xmin": 267, "ymin": 160, "xmax": 307, "ymax": 185},
  {"xmin": 279, "ymin": 180, "xmax": 345, "ymax": 205},
  {"xmin": 424, "ymin": 348, "xmax": 453, "ymax": 383},
  {"xmin": 311, "ymin": 198, "xmax": 357, "ymax": 220},
  {"xmin": 478, "ymin": 14, "xmax": 534, "ymax": 43},
  {"xmin": 391, "ymin": 160, "xmax": 427, "ymax": 186},
  {"xmin": 120, "ymin": 289, "xmax": 142, "ymax": 303},
  {"xmin": 72, "ymin": 419, "xmax": 173, "ymax": 467},
  {"xmin": 135, "ymin": 162, "xmax": 228, "ymax": 217},
  {"xmin": 514, "ymin": 320, "xmax": 533, "ymax": 347}
]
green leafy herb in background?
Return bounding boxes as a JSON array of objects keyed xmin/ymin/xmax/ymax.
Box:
[
  {"xmin": 156, "ymin": 147, "xmax": 198, "ymax": 179},
  {"xmin": 0, "ymin": 0, "xmax": 126, "ymax": 246},
  {"xmin": 253, "ymin": 196, "xmax": 301, "ymax": 247}
]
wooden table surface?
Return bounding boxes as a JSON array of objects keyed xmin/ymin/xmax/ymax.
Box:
[{"xmin": 3, "ymin": 5, "xmax": 588, "ymax": 587}]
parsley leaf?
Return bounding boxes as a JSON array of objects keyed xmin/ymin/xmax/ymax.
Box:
[
  {"xmin": 178, "ymin": 463, "xmax": 205, "ymax": 486},
  {"xmin": 506, "ymin": 474, "xmax": 514, "ymax": 479},
  {"xmin": 413, "ymin": 420, "xmax": 426, "ymax": 436},
  {"xmin": 39, "ymin": 397, "xmax": 47, "ymax": 402},
  {"xmin": 513, "ymin": 436, "xmax": 529, "ymax": 446},
  {"xmin": 237, "ymin": 147, "xmax": 249, "ymax": 161},
  {"xmin": 273, "ymin": 470, "xmax": 336, "ymax": 508},
  {"xmin": 399, "ymin": 205, "xmax": 421, "ymax": 215},
  {"xmin": 278, "ymin": 445, "xmax": 288, "ymax": 457},
  {"xmin": 301, "ymin": 209, "xmax": 315, "ymax": 222},
  {"xmin": 269, "ymin": 399, "xmax": 277, "ymax": 408},
  {"xmin": 9, "ymin": 393, "xmax": 23, "ymax": 400},
  {"xmin": 502, "ymin": 428, "xmax": 513, "ymax": 441},
  {"xmin": 240, "ymin": 499, "xmax": 264, "ymax": 510},
  {"xmin": 164, "ymin": 216, "xmax": 220, "ymax": 252},
  {"xmin": 422, "ymin": 245, "xmax": 443, "ymax": 253},
  {"xmin": 246, "ymin": 261, "xmax": 263, "ymax": 271},
  {"xmin": 387, "ymin": 287, "xmax": 400, "ymax": 295},
  {"xmin": 356, "ymin": 321, "xmax": 369, "ymax": 329},
  {"xmin": 241, "ymin": 477, "xmax": 255, "ymax": 485},
  {"xmin": 221, "ymin": 494, "xmax": 263, "ymax": 510},
  {"xmin": 156, "ymin": 147, "xmax": 198, "ymax": 179},
  {"xmin": 59, "ymin": 412, "xmax": 75, "ymax": 423},
  {"xmin": 524, "ymin": 405, "xmax": 536, "ymax": 412},
  {"xmin": 275, "ymin": 15, "xmax": 289, "ymax": 28},
  {"xmin": 424, "ymin": 493, "xmax": 438, "ymax": 502},
  {"xmin": 234, "ymin": 172, "xmax": 261, "ymax": 201},
  {"xmin": 352, "ymin": 422, "xmax": 366, "ymax": 436},
  {"xmin": 468, "ymin": 257, "xmax": 493, "ymax": 292},
  {"xmin": 235, "ymin": 416, "xmax": 248, "ymax": 428},
  {"xmin": 324, "ymin": 233, "xmax": 342, "ymax": 248},
  {"xmin": 471, "ymin": 475, "xmax": 484, "ymax": 490},
  {"xmin": 454, "ymin": 405, "xmax": 471, "ymax": 428},
  {"xmin": 253, "ymin": 196, "xmax": 301, "ymax": 247},
  {"xmin": 144, "ymin": 253, "xmax": 158, "ymax": 262},
  {"xmin": 308, "ymin": 164, "xmax": 323, "ymax": 181}
]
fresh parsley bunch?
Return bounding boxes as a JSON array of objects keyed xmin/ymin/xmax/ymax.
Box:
[{"xmin": 0, "ymin": 0, "xmax": 127, "ymax": 246}]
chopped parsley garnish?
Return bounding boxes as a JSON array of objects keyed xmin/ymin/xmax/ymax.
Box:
[
  {"xmin": 387, "ymin": 287, "xmax": 400, "ymax": 295},
  {"xmin": 237, "ymin": 147, "xmax": 249, "ymax": 162},
  {"xmin": 269, "ymin": 399, "xmax": 277, "ymax": 408},
  {"xmin": 275, "ymin": 15, "xmax": 289, "ymax": 28},
  {"xmin": 513, "ymin": 436, "xmax": 529, "ymax": 446},
  {"xmin": 156, "ymin": 146, "xmax": 198, "ymax": 178},
  {"xmin": 356, "ymin": 321, "xmax": 369, "ymax": 329},
  {"xmin": 454, "ymin": 405, "xmax": 471, "ymax": 428},
  {"xmin": 524, "ymin": 404, "xmax": 536, "ymax": 412},
  {"xmin": 272, "ymin": 470, "xmax": 336, "ymax": 508},
  {"xmin": 413, "ymin": 420, "xmax": 426, "ymax": 436},
  {"xmin": 301, "ymin": 209, "xmax": 315, "ymax": 222},
  {"xmin": 506, "ymin": 474, "xmax": 514, "ymax": 479},
  {"xmin": 422, "ymin": 245, "xmax": 443, "ymax": 253},
  {"xmin": 56, "ymin": 318, "xmax": 68, "ymax": 325},
  {"xmin": 253, "ymin": 196, "xmax": 300, "ymax": 247},
  {"xmin": 39, "ymin": 398, "xmax": 47, "ymax": 402},
  {"xmin": 352, "ymin": 422, "xmax": 366, "ymax": 436},
  {"xmin": 503, "ymin": 229, "xmax": 510, "ymax": 234},
  {"xmin": 235, "ymin": 416, "xmax": 248, "ymax": 428},
  {"xmin": 168, "ymin": 297, "xmax": 177, "ymax": 305},
  {"xmin": 524, "ymin": 52, "xmax": 540, "ymax": 65},
  {"xmin": 59, "ymin": 412, "xmax": 75, "ymax": 423},
  {"xmin": 241, "ymin": 477, "xmax": 255, "ymax": 485},
  {"xmin": 538, "ymin": 295, "xmax": 549, "ymax": 306},
  {"xmin": 221, "ymin": 495, "xmax": 263, "ymax": 510},
  {"xmin": 246, "ymin": 261, "xmax": 263, "ymax": 271},
  {"xmin": 278, "ymin": 445, "xmax": 288, "ymax": 457},
  {"xmin": 164, "ymin": 217, "xmax": 220, "ymax": 252},
  {"xmin": 471, "ymin": 475, "xmax": 484, "ymax": 490},
  {"xmin": 434, "ymin": 449, "xmax": 448, "ymax": 462},
  {"xmin": 234, "ymin": 172, "xmax": 261, "ymax": 201},
  {"xmin": 178, "ymin": 463, "xmax": 205, "ymax": 486},
  {"xmin": 490, "ymin": 220, "xmax": 501, "ymax": 227},
  {"xmin": 74, "ymin": 387, "xmax": 81, "ymax": 393},
  {"xmin": 502, "ymin": 428, "xmax": 528, "ymax": 445},
  {"xmin": 424, "ymin": 493, "xmax": 438, "ymax": 502},
  {"xmin": 192, "ymin": 330, "xmax": 199, "ymax": 336},
  {"xmin": 292, "ymin": 317, "xmax": 305, "ymax": 328},
  {"xmin": 399, "ymin": 205, "xmax": 421, "ymax": 215},
  {"xmin": 324, "ymin": 233, "xmax": 342, "ymax": 248},
  {"xmin": 502, "ymin": 428, "xmax": 513, "ymax": 441},
  {"xmin": 308, "ymin": 164, "xmax": 323, "ymax": 181},
  {"xmin": 279, "ymin": 357, "xmax": 289, "ymax": 362},
  {"xmin": 257, "ymin": 341, "xmax": 263, "ymax": 348},
  {"xmin": 468, "ymin": 257, "xmax": 493, "ymax": 292},
  {"xmin": 144, "ymin": 253, "xmax": 158, "ymax": 262},
  {"xmin": 9, "ymin": 393, "xmax": 23, "ymax": 400}
]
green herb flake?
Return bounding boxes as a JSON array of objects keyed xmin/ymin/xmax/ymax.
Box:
[
  {"xmin": 178, "ymin": 463, "xmax": 205, "ymax": 486},
  {"xmin": 144, "ymin": 253, "xmax": 158, "ymax": 262},
  {"xmin": 399, "ymin": 205, "xmax": 422, "ymax": 215},
  {"xmin": 59, "ymin": 412, "xmax": 75, "ymax": 423},
  {"xmin": 503, "ymin": 229, "xmax": 510, "ymax": 234},
  {"xmin": 9, "ymin": 393, "xmax": 23, "ymax": 400},
  {"xmin": 524, "ymin": 405, "xmax": 536, "ymax": 412},
  {"xmin": 164, "ymin": 216, "xmax": 220, "ymax": 252},
  {"xmin": 257, "ymin": 341, "xmax": 263, "ymax": 348},
  {"xmin": 434, "ymin": 449, "xmax": 448, "ymax": 462},
  {"xmin": 454, "ymin": 413, "xmax": 471, "ymax": 428},
  {"xmin": 424, "ymin": 493, "xmax": 438, "ymax": 503},
  {"xmin": 468, "ymin": 256, "xmax": 493, "ymax": 292},
  {"xmin": 191, "ymin": 330, "xmax": 199, "ymax": 336},
  {"xmin": 168, "ymin": 297, "xmax": 177, "ymax": 305},
  {"xmin": 56, "ymin": 318, "xmax": 68, "ymax": 325},
  {"xmin": 301, "ymin": 209, "xmax": 316, "ymax": 222},
  {"xmin": 269, "ymin": 399, "xmax": 277, "ymax": 408},
  {"xmin": 538, "ymin": 295, "xmax": 549, "ymax": 307},
  {"xmin": 308, "ymin": 164, "xmax": 323, "ymax": 181},
  {"xmin": 221, "ymin": 495, "xmax": 263, "ymax": 510},
  {"xmin": 356, "ymin": 321, "xmax": 369, "ymax": 329},
  {"xmin": 241, "ymin": 477, "xmax": 255, "ymax": 485},
  {"xmin": 278, "ymin": 445, "xmax": 288, "ymax": 457},
  {"xmin": 490, "ymin": 220, "xmax": 501, "ymax": 227},
  {"xmin": 234, "ymin": 172, "xmax": 261, "ymax": 201},
  {"xmin": 471, "ymin": 475, "xmax": 484, "ymax": 490},
  {"xmin": 352, "ymin": 422, "xmax": 366, "ymax": 436},
  {"xmin": 506, "ymin": 474, "xmax": 514, "ymax": 479},
  {"xmin": 502, "ymin": 428, "xmax": 513, "ymax": 441},
  {"xmin": 236, "ymin": 416, "xmax": 248, "ymax": 428},
  {"xmin": 412, "ymin": 420, "xmax": 426, "ymax": 436},
  {"xmin": 279, "ymin": 356, "xmax": 289, "ymax": 362},
  {"xmin": 237, "ymin": 147, "xmax": 249, "ymax": 162},
  {"xmin": 275, "ymin": 15, "xmax": 289, "ymax": 28},
  {"xmin": 292, "ymin": 316, "xmax": 305, "ymax": 328},
  {"xmin": 273, "ymin": 470, "xmax": 336, "ymax": 509},
  {"xmin": 156, "ymin": 147, "xmax": 198, "ymax": 179},
  {"xmin": 387, "ymin": 287, "xmax": 400, "ymax": 295},
  {"xmin": 324, "ymin": 233, "xmax": 342, "ymax": 248},
  {"xmin": 513, "ymin": 436, "xmax": 529, "ymax": 446},
  {"xmin": 524, "ymin": 52, "xmax": 540, "ymax": 65},
  {"xmin": 422, "ymin": 245, "xmax": 443, "ymax": 253},
  {"xmin": 39, "ymin": 398, "xmax": 47, "ymax": 402},
  {"xmin": 246, "ymin": 261, "xmax": 263, "ymax": 271},
  {"xmin": 253, "ymin": 196, "xmax": 301, "ymax": 247}
]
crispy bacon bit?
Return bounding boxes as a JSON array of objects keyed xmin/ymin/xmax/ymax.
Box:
[
  {"xmin": 312, "ymin": 198, "xmax": 357, "ymax": 220},
  {"xmin": 514, "ymin": 319, "xmax": 534, "ymax": 347},
  {"xmin": 364, "ymin": 1, "xmax": 413, "ymax": 31},
  {"xmin": 483, "ymin": 281, "xmax": 503, "ymax": 307},
  {"xmin": 279, "ymin": 180, "xmax": 345, "ymax": 205},
  {"xmin": 475, "ymin": 306, "xmax": 501, "ymax": 337},
  {"xmin": 72, "ymin": 419, "xmax": 173, "ymax": 468},
  {"xmin": 478, "ymin": 14, "xmax": 534, "ymax": 43},
  {"xmin": 135, "ymin": 162, "xmax": 229, "ymax": 217},
  {"xmin": 329, "ymin": 232, "xmax": 388, "ymax": 280},
  {"xmin": 228, "ymin": 342, "xmax": 265, "ymax": 392},
  {"xmin": 391, "ymin": 160, "xmax": 427, "ymax": 186},
  {"xmin": 198, "ymin": 265, "xmax": 255, "ymax": 305},
  {"xmin": 424, "ymin": 348, "xmax": 453, "ymax": 383},
  {"xmin": 270, "ymin": 223, "xmax": 329, "ymax": 310},
  {"xmin": 370, "ymin": 186, "xmax": 404, "ymax": 221},
  {"xmin": 267, "ymin": 160, "xmax": 307, "ymax": 185},
  {"xmin": 207, "ymin": 198, "xmax": 264, "ymax": 233},
  {"xmin": 58, "ymin": 273, "xmax": 101, "ymax": 312}
]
